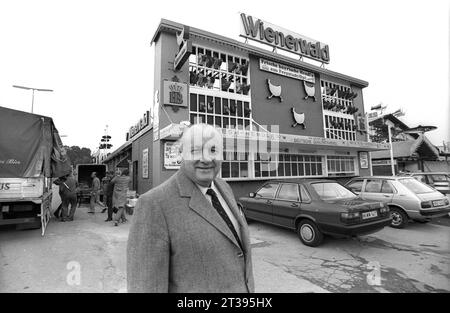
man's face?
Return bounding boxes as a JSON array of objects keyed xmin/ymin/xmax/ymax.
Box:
[
  {"xmin": 91, "ymin": 173, "xmax": 95, "ymax": 178},
  {"xmin": 181, "ymin": 129, "xmax": 223, "ymax": 187}
]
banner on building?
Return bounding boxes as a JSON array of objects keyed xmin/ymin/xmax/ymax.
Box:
[
  {"xmin": 142, "ymin": 148, "xmax": 149, "ymax": 178},
  {"xmin": 259, "ymin": 59, "xmax": 315, "ymax": 83}
]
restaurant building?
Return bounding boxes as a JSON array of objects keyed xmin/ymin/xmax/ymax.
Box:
[{"xmin": 106, "ymin": 15, "xmax": 389, "ymax": 197}]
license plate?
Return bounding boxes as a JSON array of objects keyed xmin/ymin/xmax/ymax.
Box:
[
  {"xmin": 432, "ymin": 200, "xmax": 445, "ymax": 207},
  {"xmin": 362, "ymin": 210, "xmax": 378, "ymax": 219}
]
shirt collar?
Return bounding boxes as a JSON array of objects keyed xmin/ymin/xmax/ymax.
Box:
[{"xmin": 195, "ymin": 181, "xmax": 216, "ymax": 196}]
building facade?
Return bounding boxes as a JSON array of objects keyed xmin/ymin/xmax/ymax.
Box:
[{"xmin": 107, "ymin": 16, "xmax": 389, "ymax": 198}]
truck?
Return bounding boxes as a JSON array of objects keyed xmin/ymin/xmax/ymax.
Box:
[
  {"xmin": 0, "ymin": 106, "xmax": 72, "ymax": 235},
  {"xmin": 75, "ymin": 163, "xmax": 107, "ymax": 202}
]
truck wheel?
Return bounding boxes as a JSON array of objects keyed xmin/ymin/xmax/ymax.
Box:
[
  {"xmin": 389, "ymin": 207, "xmax": 408, "ymax": 229},
  {"xmin": 297, "ymin": 220, "xmax": 323, "ymax": 247}
]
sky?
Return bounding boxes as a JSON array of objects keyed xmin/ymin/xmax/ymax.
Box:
[{"xmin": 0, "ymin": 0, "xmax": 449, "ymax": 154}]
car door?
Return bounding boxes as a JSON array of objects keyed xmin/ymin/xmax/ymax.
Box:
[
  {"xmin": 360, "ymin": 179, "xmax": 394, "ymax": 203},
  {"xmin": 271, "ymin": 183, "xmax": 301, "ymax": 228},
  {"xmin": 244, "ymin": 182, "xmax": 279, "ymax": 223}
]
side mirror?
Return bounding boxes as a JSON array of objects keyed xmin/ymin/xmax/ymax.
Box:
[{"xmin": 249, "ymin": 192, "xmax": 255, "ymax": 198}]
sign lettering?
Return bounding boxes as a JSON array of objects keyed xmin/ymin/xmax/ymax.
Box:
[
  {"xmin": 127, "ymin": 111, "xmax": 150, "ymax": 140},
  {"xmin": 240, "ymin": 13, "xmax": 330, "ymax": 64},
  {"xmin": 260, "ymin": 58, "xmax": 315, "ymax": 83}
]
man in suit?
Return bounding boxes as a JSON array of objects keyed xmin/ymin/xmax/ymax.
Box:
[{"xmin": 127, "ymin": 123, "xmax": 254, "ymax": 293}]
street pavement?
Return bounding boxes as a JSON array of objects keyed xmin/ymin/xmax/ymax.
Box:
[{"xmin": 0, "ymin": 204, "xmax": 449, "ymax": 293}]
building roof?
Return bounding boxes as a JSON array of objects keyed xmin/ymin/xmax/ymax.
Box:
[
  {"xmin": 151, "ymin": 19, "xmax": 369, "ymax": 88},
  {"xmin": 371, "ymin": 135, "xmax": 440, "ymax": 160},
  {"xmin": 102, "ymin": 140, "xmax": 132, "ymax": 163}
]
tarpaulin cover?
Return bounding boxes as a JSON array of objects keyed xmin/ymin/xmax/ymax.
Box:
[{"xmin": 0, "ymin": 106, "xmax": 72, "ymax": 178}]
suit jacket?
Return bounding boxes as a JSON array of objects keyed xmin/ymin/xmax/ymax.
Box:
[{"xmin": 127, "ymin": 170, "xmax": 254, "ymax": 293}]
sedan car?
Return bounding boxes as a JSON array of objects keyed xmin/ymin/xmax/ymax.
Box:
[
  {"xmin": 399, "ymin": 172, "xmax": 450, "ymax": 196},
  {"xmin": 345, "ymin": 176, "xmax": 450, "ymax": 229},
  {"xmin": 238, "ymin": 179, "xmax": 392, "ymax": 247}
]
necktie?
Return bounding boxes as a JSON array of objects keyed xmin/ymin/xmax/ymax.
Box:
[{"xmin": 206, "ymin": 188, "xmax": 243, "ymax": 251}]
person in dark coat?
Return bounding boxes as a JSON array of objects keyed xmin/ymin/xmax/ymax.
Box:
[
  {"xmin": 102, "ymin": 171, "xmax": 115, "ymax": 222},
  {"xmin": 55, "ymin": 173, "xmax": 78, "ymax": 221},
  {"xmin": 127, "ymin": 123, "xmax": 254, "ymax": 293}
]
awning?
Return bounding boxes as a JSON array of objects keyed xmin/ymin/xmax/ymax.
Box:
[
  {"xmin": 371, "ymin": 135, "xmax": 439, "ymax": 160},
  {"xmin": 159, "ymin": 123, "xmax": 390, "ymax": 152}
]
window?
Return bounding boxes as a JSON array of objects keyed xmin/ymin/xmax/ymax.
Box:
[
  {"xmin": 255, "ymin": 153, "xmax": 324, "ymax": 178},
  {"xmin": 364, "ymin": 179, "xmax": 382, "ymax": 193},
  {"xmin": 221, "ymin": 151, "xmax": 249, "ymax": 178},
  {"xmin": 381, "ymin": 180, "xmax": 395, "ymax": 194},
  {"xmin": 321, "ymin": 80, "xmax": 358, "ymax": 141},
  {"xmin": 300, "ymin": 185, "xmax": 311, "ymax": 202},
  {"xmin": 327, "ymin": 156, "xmax": 356, "ymax": 176},
  {"xmin": 429, "ymin": 174, "xmax": 450, "ymax": 183},
  {"xmin": 189, "ymin": 45, "xmax": 250, "ymax": 96},
  {"xmin": 346, "ymin": 180, "xmax": 363, "ymax": 193},
  {"xmin": 413, "ymin": 175, "xmax": 427, "ymax": 184},
  {"xmin": 399, "ymin": 178, "xmax": 435, "ymax": 194},
  {"xmin": 189, "ymin": 93, "xmax": 251, "ymax": 129},
  {"xmin": 256, "ymin": 183, "xmax": 279, "ymax": 198},
  {"xmin": 277, "ymin": 184, "xmax": 299, "ymax": 201},
  {"xmin": 311, "ymin": 182, "xmax": 357, "ymax": 200}
]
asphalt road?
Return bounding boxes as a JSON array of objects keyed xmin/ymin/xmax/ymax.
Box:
[{"xmin": 0, "ymin": 205, "xmax": 449, "ymax": 293}]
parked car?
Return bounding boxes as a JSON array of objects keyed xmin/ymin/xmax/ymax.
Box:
[
  {"xmin": 399, "ymin": 172, "xmax": 450, "ymax": 196},
  {"xmin": 238, "ymin": 179, "xmax": 391, "ymax": 247},
  {"xmin": 345, "ymin": 176, "xmax": 450, "ymax": 229}
]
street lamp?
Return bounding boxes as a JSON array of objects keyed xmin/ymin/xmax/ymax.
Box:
[
  {"xmin": 369, "ymin": 104, "xmax": 405, "ymax": 176},
  {"xmin": 12, "ymin": 84, "xmax": 54, "ymax": 113}
]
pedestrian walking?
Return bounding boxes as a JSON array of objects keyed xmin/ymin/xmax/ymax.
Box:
[
  {"xmin": 102, "ymin": 171, "xmax": 115, "ymax": 222},
  {"xmin": 111, "ymin": 169, "xmax": 131, "ymax": 226},
  {"xmin": 89, "ymin": 172, "xmax": 102, "ymax": 213},
  {"xmin": 127, "ymin": 123, "xmax": 254, "ymax": 293}
]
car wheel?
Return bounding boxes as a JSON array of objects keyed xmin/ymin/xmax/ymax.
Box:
[
  {"xmin": 296, "ymin": 220, "xmax": 323, "ymax": 247},
  {"xmin": 389, "ymin": 207, "xmax": 408, "ymax": 229}
]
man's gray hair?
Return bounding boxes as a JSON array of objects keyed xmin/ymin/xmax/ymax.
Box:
[{"xmin": 178, "ymin": 123, "xmax": 223, "ymax": 153}]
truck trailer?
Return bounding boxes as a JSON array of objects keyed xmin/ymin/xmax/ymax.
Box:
[{"xmin": 0, "ymin": 106, "xmax": 72, "ymax": 235}]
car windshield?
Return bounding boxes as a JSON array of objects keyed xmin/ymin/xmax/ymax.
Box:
[
  {"xmin": 312, "ymin": 182, "xmax": 357, "ymax": 200},
  {"xmin": 399, "ymin": 178, "xmax": 435, "ymax": 194}
]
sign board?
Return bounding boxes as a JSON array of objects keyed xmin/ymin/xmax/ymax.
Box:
[
  {"xmin": 372, "ymin": 159, "xmax": 397, "ymax": 166},
  {"xmin": 240, "ymin": 13, "xmax": 330, "ymax": 64},
  {"xmin": 159, "ymin": 123, "xmax": 188, "ymax": 140},
  {"xmin": 153, "ymin": 123, "xmax": 390, "ymax": 151},
  {"xmin": 163, "ymin": 81, "xmax": 188, "ymax": 108},
  {"xmin": 359, "ymin": 151, "xmax": 369, "ymax": 169},
  {"xmin": 153, "ymin": 90, "xmax": 160, "ymax": 141},
  {"xmin": 164, "ymin": 142, "xmax": 182, "ymax": 169},
  {"xmin": 127, "ymin": 111, "xmax": 150, "ymax": 140},
  {"xmin": 174, "ymin": 26, "xmax": 192, "ymax": 70},
  {"xmin": 221, "ymin": 128, "xmax": 390, "ymax": 151},
  {"xmin": 259, "ymin": 58, "xmax": 315, "ymax": 83},
  {"xmin": 142, "ymin": 148, "xmax": 149, "ymax": 178}
]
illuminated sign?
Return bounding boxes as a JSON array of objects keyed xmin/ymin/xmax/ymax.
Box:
[
  {"xmin": 240, "ymin": 13, "xmax": 330, "ymax": 64},
  {"xmin": 127, "ymin": 111, "xmax": 150, "ymax": 140}
]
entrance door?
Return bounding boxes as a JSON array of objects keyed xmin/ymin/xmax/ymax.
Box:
[{"xmin": 133, "ymin": 161, "xmax": 138, "ymax": 192}]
